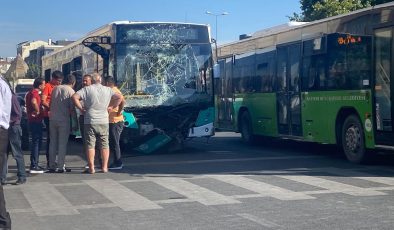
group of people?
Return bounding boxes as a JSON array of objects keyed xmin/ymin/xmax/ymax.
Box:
[
  {"xmin": 1, "ymin": 71, "xmax": 126, "ymax": 181},
  {"xmin": 0, "ymin": 71, "xmax": 126, "ymax": 229}
]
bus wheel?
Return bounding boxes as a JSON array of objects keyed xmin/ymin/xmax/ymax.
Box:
[
  {"xmin": 240, "ymin": 111, "xmax": 255, "ymax": 144},
  {"xmin": 341, "ymin": 115, "xmax": 367, "ymax": 163}
]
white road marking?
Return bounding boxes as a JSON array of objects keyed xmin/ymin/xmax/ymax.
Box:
[
  {"xmin": 208, "ymin": 175, "xmax": 314, "ymax": 200},
  {"xmin": 84, "ymin": 179, "xmax": 162, "ymax": 211},
  {"xmin": 317, "ymin": 167, "xmax": 394, "ymax": 186},
  {"xmin": 237, "ymin": 213, "xmax": 281, "ymax": 228},
  {"xmin": 148, "ymin": 177, "xmax": 241, "ymax": 205},
  {"xmin": 155, "ymin": 198, "xmax": 194, "ymax": 204},
  {"xmin": 21, "ymin": 182, "xmax": 79, "ymax": 216},
  {"xmin": 278, "ymin": 175, "xmax": 386, "ymax": 196},
  {"xmin": 74, "ymin": 203, "xmax": 118, "ymax": 210},
  {"xmin": 124, "ymin": 155, "xmax": 322, "ymax": 167},
  {"xmin": 8, "ymin": 208, "xmax": 33, "ymax": 213}
]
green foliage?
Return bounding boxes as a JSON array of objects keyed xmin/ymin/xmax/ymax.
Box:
[
  {"xmin": 310, "ymin": 0, "xmax": 366, "ymax": 21},
  {"xmin": 289, "ymin": 0, "xmax": 393, "ymax": 21},
  {"xmin": 26, "ymin": 63, "xmax": 41, "ymax": 79}
]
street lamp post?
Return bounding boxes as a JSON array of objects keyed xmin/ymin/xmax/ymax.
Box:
[{"xmin": 206, "ymin": 11, "xmax": 229, "ymax": 61}]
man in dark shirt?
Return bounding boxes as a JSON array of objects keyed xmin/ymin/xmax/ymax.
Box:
[
  {"xmin": 1, "ymin": 91, "xmax": 27, "ymax": 185},
  {"xmin": 26, "ymin": 78, "xmax": 46, "ymax": 173}
]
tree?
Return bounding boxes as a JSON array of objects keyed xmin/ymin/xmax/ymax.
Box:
[
  {"xmin": 26, "ymin": 63, "xmax": 41, "ymax": 79},
  {"xmin": 310, "ymin": 0, "xmax": 366, "ymax": 21},
  {"xmin": 289, "ymin": 0, "xmax": 393, "ymax": 21}
]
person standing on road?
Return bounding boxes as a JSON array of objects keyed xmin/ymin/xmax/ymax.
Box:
[
  {"xmin": 41, "ymin": 70, "xmax": 63, "ymax": 168},
  {"xmin": 72, "ymin": 73, "xmax": 122, "ymax": 174},
  {"xmin": 47, "ymin": 74, "xmax": 76, "ymax": 173},
  {"xmin": 78, "ymin": 74, "xmax": 92, "ymax": 158},
  {"xmin": 26, "ymin": 78, "xmax": 46, "ymax": 174},
  {"xmin": 77, "ymin": 74, "xmax": 101, "ymax": 168},
  {"xmin": 0, "ymin": 75, "xmax": 13, "ymax": 229},
  {"xmin": 1, "ymin": 89, "xmax": 27, "ymax": 185},
  {"xmin": 104, "ymin": 76, "xmax": 125, "ymax": 170}
]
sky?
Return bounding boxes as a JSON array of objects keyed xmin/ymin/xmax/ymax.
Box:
[{"xmin": 0, "ymin": 0, "xmax": 301, "ymax": 57}]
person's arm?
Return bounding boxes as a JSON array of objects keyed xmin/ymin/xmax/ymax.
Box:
[
  {"xmin": 116, "ymin": 96, "xmax": 125, "ymax": 116},
  {"xmin": 41, "ymin": 86, "xmax": 50, "ymax": 109},
  {"xmin": 12, "ymin": 95, "xmax": 22, "ymax": 119},
  {"xmin": 72, "ymin": 93, "xmax": 84, "ymax": 114},
  {"xmin": 31, "ymin": 97, "xmax": 40, "ymax": 117},
  {"xmin": 107, "ymin": 93, "xmax": 122, "ymax": 112}
]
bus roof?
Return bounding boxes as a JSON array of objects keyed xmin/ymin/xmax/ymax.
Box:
[
  {"xmin": 85, "ymin": 21, "xmax": 209, "ymax": 37},
  {"xmin": 42, "ymin": 21, "xmax": 210, "ymax": 60},
  {"xmin": 217, "ymin": 2, "xmax": 394, "ymax": 57},
  {"xmin": 219, "ymin": 1, "xmax": 394, "ymax": 49}
]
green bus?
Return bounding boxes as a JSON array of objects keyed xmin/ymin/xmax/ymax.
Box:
[{"xmin": 215, "ymin": 2, "xmax": 394, "ymax": 163}]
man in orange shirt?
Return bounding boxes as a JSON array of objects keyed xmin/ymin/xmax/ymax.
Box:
[
  {"xmin": 104, "ymin": 76, "xmax": 125, "ymax": 170},
  {"xmin": 42, "ymin": 71, "xmax": 63, "ymax": 168}
]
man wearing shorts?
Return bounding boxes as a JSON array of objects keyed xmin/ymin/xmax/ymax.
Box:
[{"xmin": 72, "ymin": 73, "xmax": 122, "ymax": 174}]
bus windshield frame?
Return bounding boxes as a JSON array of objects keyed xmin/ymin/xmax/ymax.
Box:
[{"xmin": 114, "ymin": 23, "xmax": 213, "ymax": 108}]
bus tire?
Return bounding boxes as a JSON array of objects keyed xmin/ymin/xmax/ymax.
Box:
[
  {"xmin": 341, "ymin": 115, "xmax": 368, "ymax": 163},
  {"xmin": 240, "ymin": 111, "xmax": 255, "ymax": 144}
]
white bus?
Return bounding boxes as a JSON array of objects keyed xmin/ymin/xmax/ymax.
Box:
[{"xmin": 42, "ymin": 21, "xmax": 215, "ymax": 153}]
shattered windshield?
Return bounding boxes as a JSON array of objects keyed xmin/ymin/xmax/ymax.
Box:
[{"xmin": 115, "ymin": 24, "xmax": 213, "ymax": 108}]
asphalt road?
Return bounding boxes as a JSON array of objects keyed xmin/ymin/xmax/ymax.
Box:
[{"xmin": 4, "ymin": 132, "xmax": 394, "ymax": 230}]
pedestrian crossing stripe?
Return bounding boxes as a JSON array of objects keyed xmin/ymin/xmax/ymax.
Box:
[
  {"xmin": 207, "ymin": 175, "xmax": 315, "ymax": 200},
  {"xmin": 315, "ymin": 167, "xmax": 394, "ymax": 186},
  {"xmin": 6, "ymin": 170, "xmax": 393, "ymax": 216},
  {"xmin": 21, "ymin": 182, "xmax": 79, "ymax": 216},
  {"xmin": 277, "ymin": 175, "xmax": 386, "ymax": 196},
  {"xmin": 84, "ymin": 179, "xmax": 162, "ymax": 211},
  {"xmin": 147, "ymin": 177, "xmax": 241, "ymax": 205}
]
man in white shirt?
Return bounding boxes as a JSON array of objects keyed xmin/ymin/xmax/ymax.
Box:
[
  {"xmin": 72, "ymin": 73, "xmax": 122, "ymax": 174},
  {"xmin": 0, "ymin": 75, "xmax": 12, "ymax": 229}
]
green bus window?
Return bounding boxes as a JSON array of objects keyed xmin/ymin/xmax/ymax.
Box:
[
  {"xmin": 301, "ymin": 55, "xmax": 326, "ymax": 91},
  {"xmin": 256, "ymin": 50, "xmax": 275, "ymax": 93},
  {"xmin": 234, "ymin": 54, "xmax": 255, "ymax": 93},
  {"xmin": 327, "ymin": 33, "xmax": 371, "ymax": 90}
]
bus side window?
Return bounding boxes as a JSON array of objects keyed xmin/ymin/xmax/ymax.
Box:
[
  {"xmin": 302, "ymin": 57, "xmax": 312, "ymax": 90},
  {"xmin": 316, "ymin": 57, "xmax": 326, "ymax": 89},
  {"xmin": 328, "ymin": 62, "xmax": 346, "ymax": 89},
  {"xmin": 302, "ymin": 56, "xmax": 325, "ymax": 91}
]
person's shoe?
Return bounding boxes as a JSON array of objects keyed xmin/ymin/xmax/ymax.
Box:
[
  {"xmin": 1, "ymin": 181, "xmax": 6, "ymax": 186},
  {"xmin": 45, "ymin": 169, "xmax": 57, "ymax": 173},
  {"xmin": 30, "ymin": 167, "xmax": 44, "ymax": 174},
  {"xmin": 62, "ymin": 164, "xmax": 72, "ymax": 172},
  {"xmin": 15, "ymin": 178, "xmax": 26, "ymax": 185},
  {"xmin": 108, "ymin": 163, "xmax": 123, "ymax": 170},
  {"xmin": 56, "ymin": 169, "xmax": 65, "ymax": 173},
  {"xmin": 38, "ymin": 165, "xmax": 46, "ymax": 171}
]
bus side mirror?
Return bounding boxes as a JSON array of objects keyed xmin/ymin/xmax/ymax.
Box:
[{"xmin": 213, "ymin": 63, "xmax": 220, "ymax": 79}]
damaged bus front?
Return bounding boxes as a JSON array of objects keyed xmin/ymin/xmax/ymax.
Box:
[{"xmin": 115, "ymin": 23, "xmax": 215, "ymax": 153}]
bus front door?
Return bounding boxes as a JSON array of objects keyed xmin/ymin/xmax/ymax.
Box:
[
  {"xmin": 217, "ymin": 57, "xmax": 234, "ymax": 130},
  {"xmin": 374, "ymin": 27, "xmax": 394, "ymax": 145},
  {"xmin": 276, "ymin": 43, "xmax": 302, "ymax": 136}
]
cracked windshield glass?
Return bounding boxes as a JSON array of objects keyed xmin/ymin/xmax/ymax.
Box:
[{"xmin": 114, "ymin": 24, "xmax": 212, "ymax": 108}]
